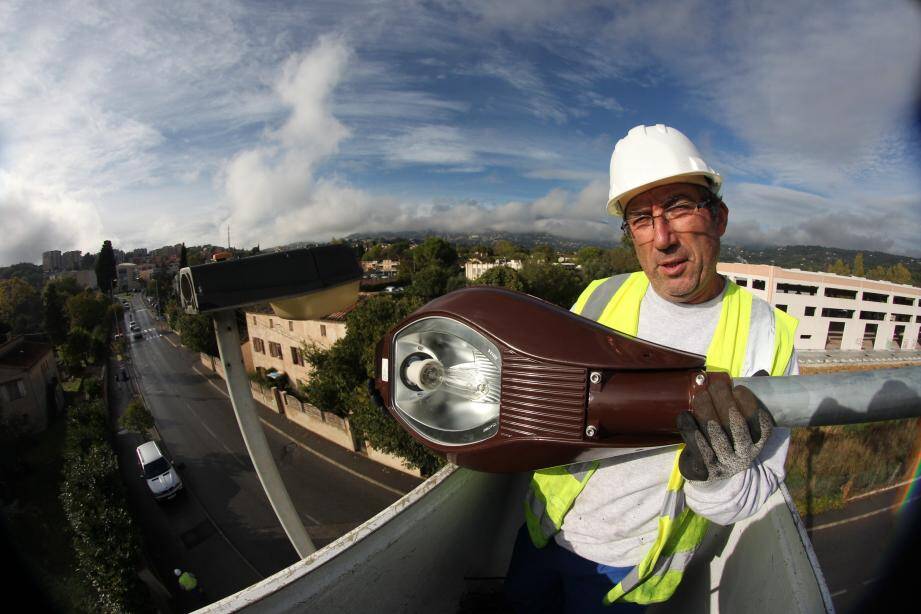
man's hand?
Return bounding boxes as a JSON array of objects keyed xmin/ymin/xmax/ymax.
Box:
[{"xmin": 676, "ymin": 376, "xmax": 774, "ymax": 483}]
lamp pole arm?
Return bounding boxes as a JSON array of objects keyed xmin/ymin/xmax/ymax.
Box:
[
  {"xmin": 736, "ymin": 366, "xmax": 921, "ymax": 428},
  {"xmin": 212, "ymin": 310, "xmax": 316, "ymax": 558}
]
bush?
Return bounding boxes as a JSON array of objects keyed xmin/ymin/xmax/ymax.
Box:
[{"xmin": 60, "ymin": 401, "xmax": 150, "ymax": 613}]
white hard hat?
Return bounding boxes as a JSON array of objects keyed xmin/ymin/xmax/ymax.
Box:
[
  {"xmin": 174, "ymin": 569, "xmax": 182, "ymax": 577},
  {"xmin": 606, "ymin": 124, "xmax": 722, "ymax": 217}
]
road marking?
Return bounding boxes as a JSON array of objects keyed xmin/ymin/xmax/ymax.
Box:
[
  {"xmin": 260, "ymin": 420, "xmax": 406, "ymax": 497},
  {"xmin": 808, "ymin": 495, "xmax": 921, "ymax": 532},
  {"xmin": 845, "ymin": 475, "xmax": 921, "ymax": 502},
  {"xmin": 188, "ymin": 402, "xmax": 251, "ymax": 472}
]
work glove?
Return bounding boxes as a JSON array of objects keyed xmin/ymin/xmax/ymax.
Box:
[{"xmin": 676, "ymin": 373, "xmax": 774, "ymax": 483}]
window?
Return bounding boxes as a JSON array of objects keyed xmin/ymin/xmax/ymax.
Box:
[
  {"xmin": 735, "ymin": 278, "xmax": 748, "ymax": 287},
  {"xmin": 805, "ymin": 306, "xmax": 816, "ymax": 316},
  {"xmin": 821, "ymin": 308, "xmax": 854, "ymax": 319},
  {"xmin": 752, "ymin": 280, "xmax": 766, "ymax": 290},
  {"xmin": 893, "ymin": 296, "xmax": 915, "ymax": 306},
  {"xmin": 253, "ymin": 315, "xmax": 257, "ymax": 325},
  {"xmin": 269, "ymin": 342, "xmax": 283, "ymax": 358},
  {"xmin": 824, "ymin": 287, "xmax": 857, "ymax": 300},
  {"xmin": 862, "ymin": 292, "xmax": 888, "ymax": 303},
  {"xmin": 0, "ymin": 379, "xmax": 27, "ymax": 402},
  {"xmin": 890, "ymin": 313, "xmax": 911, "ymax": 322},
  {"xmin": 776, "ymin": 305, "xmax": 787, "ymax": 312},
  {"xmin": 253, "ymin": 338, "xmax": 265, "ymax": 354},
  {"xmin": 320, "ymin": 324, "xmax": 327, "ymax": 338},
  {"xmin": 288, "ymin": 321, "xmax": 294, "ymax": 331},
  {"xmin": 291, "ymin": 347, "xmax": 303, "ymax": 366},
  {"xmin": 777, "ymin": 283, "xmax": 818, "ymax": 296},
  {"xmin": 860, "ymin": 311, "xmax": 885, "ymax": 321},
  {"xmin": 269, "ymin": 319, "xmax": 274, "ymax": 329}
]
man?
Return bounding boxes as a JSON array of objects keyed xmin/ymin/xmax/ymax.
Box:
[{"xmin": 505, "ymin": 124, "xmax": 797, "ymax": 612}]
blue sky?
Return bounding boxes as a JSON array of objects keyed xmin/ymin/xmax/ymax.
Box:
[{"xmin": 2, "ymin": 0, "xmax": 920, "ymax": 266}]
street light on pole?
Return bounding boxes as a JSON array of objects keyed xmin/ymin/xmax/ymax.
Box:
[{"xmin": 178, "ymin": 245, "xmax": 363, "ymax": 558}]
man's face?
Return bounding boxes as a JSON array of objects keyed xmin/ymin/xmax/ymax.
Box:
[{"xmin": 624, "ymin": 182, "xmax": 728, "ymax": 304}]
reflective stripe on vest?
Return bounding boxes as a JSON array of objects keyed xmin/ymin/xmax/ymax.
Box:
[{"xmin": 525, "ymin": 271, "xmax": 798, "ymax": 605}]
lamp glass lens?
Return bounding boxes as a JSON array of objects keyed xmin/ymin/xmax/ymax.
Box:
[{"xmin": 392, "ymin": 317, "xmax": 501, "ymax": 446}]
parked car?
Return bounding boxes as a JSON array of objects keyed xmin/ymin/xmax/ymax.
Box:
[
  {"xmin": 135, "ymin": 441, "xmax": 183, "ymax": 501},
  {"xmin": 130, "ymin": 323, "xmax": 141, "ymax": 332},
  {"xmin": 133, "ymin": 330, "xmax": 143, "ymax": 340}
]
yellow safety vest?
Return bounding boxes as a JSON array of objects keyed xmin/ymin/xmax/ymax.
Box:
[{"xmin": 524, "ymin": 272, "xmax": 797, "ymax": 605}]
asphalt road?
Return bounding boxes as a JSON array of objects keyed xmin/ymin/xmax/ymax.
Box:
[
  {"xmin": 807, "ymin": 479, "xmax": 921, "ymax": 614},
  {"xmin": 115, "ymin": 294, "xmax": 420, "ymax": 611}
]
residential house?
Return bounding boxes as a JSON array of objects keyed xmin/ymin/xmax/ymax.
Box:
[{"xmin": 0, "ymin": 336, "xmax": 64, "ymax": 432}]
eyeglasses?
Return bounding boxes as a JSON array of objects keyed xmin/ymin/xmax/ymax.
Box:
[{"xmin": 621, "ymin": 196, "xmax": 717, "ymax": 242}]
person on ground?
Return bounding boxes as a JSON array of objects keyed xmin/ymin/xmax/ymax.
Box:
[
  {"xmin": 175, "ymin": 568, "xmax": 202, "ymax": 595},
  {"xmin": 505, "ymin": 124, "xmax": 798, "ymax": 613}
]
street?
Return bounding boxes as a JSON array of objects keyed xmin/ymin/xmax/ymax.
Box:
[
  {"xmin": 807, "ymin": 478, "xmax": 921, "ymax": 613},
  {"xmin": 113, "ymin": 293, "xmax": 421, "ymax": 611}
]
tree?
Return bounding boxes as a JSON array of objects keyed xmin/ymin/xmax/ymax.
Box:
[
  {"xmin": 530, "ymin": 244, "xmax": 556, "ymax": 264},
  {"xmin": 179, "ymin": 243, "xmax": 188, "ymax": 268},
  {"xmin": 43, "ymin": 283, "xmax": 70, "ymax": 346},
  {"xmin": 66, "ymin": 291, "xmax": 110, "ymax": 331},
  {"xmin": 301, "ymin": 295, "xmax": 444, "ymax": 474},
  {"xmin": 474, "ymin": 266, "xmax": 526, "ymax": 291},
  {"xmin": 80, "ymin": 252, "xmax": 96, "ymax": 270},
  {"xmin": 95, "ymin": 240, "xmax": 117, "ymax": 294},
  {"xmin": 178, "ymin": 313, "xmax": 218, "ymax": 355},
  {"xmin": 408, "ymin": 238, "xmax": 465, "ymax": 300},
  {"xmin": 888, "ymin": 263, "xmax": 913, "ymax": 285},
  {"xmin": 0, "ymin": 277, "xmax": 43, "ymax": 335},
  {"xmin": 827, "ymin": 259, "xmax": 850, "ymax": 276},
  {"xmin": 493, "ymin": 240, "xmax": 525, "ymax": 261},
  {"xmin": 119, "ymin": 398, "xmax": 154, "ymax": 435},
  {"xmin": 61, "ymin": 327, "xmax": 93, "ymax": 371},
  {"xmin": 852, "ymin": 252, "xmax": 865, "ymax": 278},
  {"xmin": 520, "ymin": 262, "xmax": 584, "ymax": 308}
]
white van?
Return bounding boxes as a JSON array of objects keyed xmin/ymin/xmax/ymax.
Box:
[{"xmin": 135, "ymin": 440, "xmax": 183, "ymax": 501}]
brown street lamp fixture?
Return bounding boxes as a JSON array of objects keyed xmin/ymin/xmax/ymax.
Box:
[{"xmin": 373, "ymin": 287, "xmax": 921, "ymax": 473}]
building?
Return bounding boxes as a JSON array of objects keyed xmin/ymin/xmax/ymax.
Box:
[
  {"xmin": 62, "ymin": 250, "xmax": 82, "ymax": 270},
  {"xmin": 49, "ymin": 269, "xmax": 98, "ymax": 290},
  {"xmin": 244, "ymin": 306, "xmax": 352, "ymax": 390},
  {"xmin": 464, "ymin": 259, "xmax": 523, "ymax": 281},
  {"xmin": 116, "ymin": 262, "xmax": 139, "ymax": 290},
  {"xmin": 0, "ymin": 336, "xmax": 64, "ymax": 432},
  {"xmin": 362, "ymin": 259, "xmax": 401, "ymax": 277},
  {"xmin": 42, "ymin": 250, "xmax": 62, "ymax": 273},
  {"xmin": 717, "ymin": 263, "xmax": 921, "ymax": 352}
]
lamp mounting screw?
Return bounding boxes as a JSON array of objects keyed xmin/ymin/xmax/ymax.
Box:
[
  {"xmin": 695, "ymin": 373, "xmax": 706, "ymax": 386},
  {"xmin": 585, "ymin": 425, "xmax": 597, "ymax": 438},
  {"xmin": 590, "ymin": 372, "xmax": 602, "ymax": 384}
]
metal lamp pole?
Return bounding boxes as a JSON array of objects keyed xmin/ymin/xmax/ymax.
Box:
[{"xmin": 212, "ymin": 310, "xmax": 316, "ymax": 558}]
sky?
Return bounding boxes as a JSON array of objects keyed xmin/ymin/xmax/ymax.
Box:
[{"xmin": 2, "ymin": 0, "xmax": 921, "ymax": 266}]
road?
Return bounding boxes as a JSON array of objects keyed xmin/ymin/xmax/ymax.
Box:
[
  {"xmin": 115, "ymin": 293, "xmax": 421, "ymax": 611},
  {"xmin": 807, "ymin": 478, "xmax": 921, "ymax": 613}
]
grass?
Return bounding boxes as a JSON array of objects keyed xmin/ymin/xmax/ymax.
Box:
[
  {"xmin": 3, "ymin": 417, "xmax": 94, "ymax": 612},
  {"xmin": 785, "ymin": 362, "xmax": 921, "ymax": 517}
]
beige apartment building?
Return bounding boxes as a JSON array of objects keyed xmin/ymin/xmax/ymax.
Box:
[
  {"xmin": 717, "ymin": 263, "xmax": 921, "ymax": 352},
  {"xmin": 244, "ymin": 306, "xmax": 351, "ymax": 390}
]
